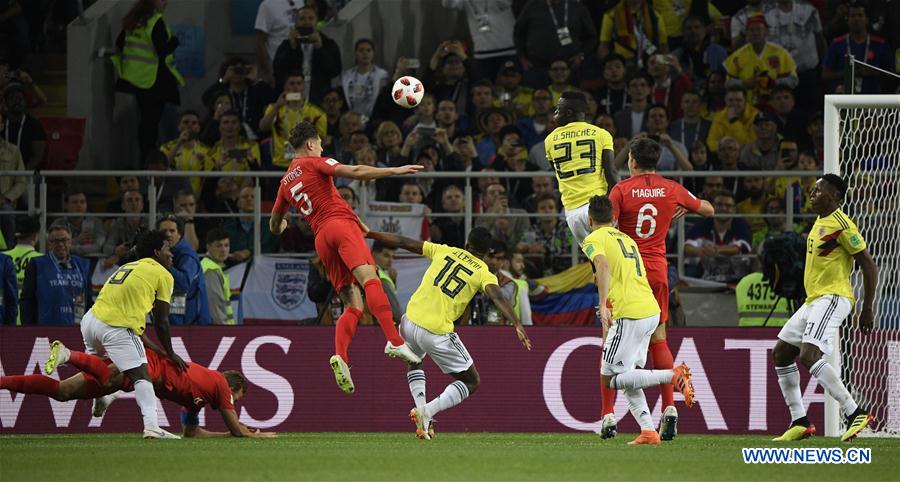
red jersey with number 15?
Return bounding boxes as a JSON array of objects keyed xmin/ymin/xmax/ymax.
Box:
[
  {"xmin": 273, "ymin": 156, "xmax": 359, "ymax": 235},
  {"xmin": 609, "ymin": 174, "xmax": 701, "ymax": 262}
]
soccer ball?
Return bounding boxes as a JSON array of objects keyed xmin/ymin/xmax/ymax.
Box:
[{"xmin": 392, "ymin": 76, "xmax": 425, "ymax": 108}]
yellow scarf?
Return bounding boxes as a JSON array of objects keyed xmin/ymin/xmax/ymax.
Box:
[{"xmin": 612, "ymin": 0, "xmax": 658, "ymax": 54}]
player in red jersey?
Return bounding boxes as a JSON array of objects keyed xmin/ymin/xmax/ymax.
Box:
[
  {"xmin": 1, "ymin": 341, "xmax": 276, "ymax": 438},
  {"xmin": 606, "ymin": 137, "xmax": 714, "ymax": 441},
  {"xmin": 269, "ymin": 121, "xmax": 423, "ymax": 394}
]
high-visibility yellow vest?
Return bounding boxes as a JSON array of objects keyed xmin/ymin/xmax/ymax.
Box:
[
  {"xmin": 736, "ymin": 272, "xmax": 791, "ymax": 327},
  {"xmin": 512, "ymin": 278, "xmax": 529, "ymax": 319},
  {"xmin": 200, "ymin": 257, "xmax": 234, "ymax": 325},
  {"xmin": 1, "ymin": 244, "xmax": 41, "ymax": 325},
  {"xmin": 377, "ymin": 268, "xmax": 396, "ymax": 291},
  {"xmin": 113, "ymin": 13, "xmax": 184, "ymax": 89}
]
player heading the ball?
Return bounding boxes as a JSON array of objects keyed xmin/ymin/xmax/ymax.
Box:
[
  {"xmin": 544, "ymin": 90, "xmax": 619, "ymax": 245},
  {"xmin": 270, "ymin": 121, "xmax": 424, "ymax": 395}
]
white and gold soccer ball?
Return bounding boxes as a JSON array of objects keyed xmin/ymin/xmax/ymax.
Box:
[{"xmin": 392, "ymin": 76, "xmax": 425, "ymax": 108}]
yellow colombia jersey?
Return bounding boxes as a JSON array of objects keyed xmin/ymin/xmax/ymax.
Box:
[
  {"xmin": 805, "ymin": 208, "xmax": 867, "ymax": 304},
  {"xmin": 544, "ymin": 121, "xmax": 614, "ymax": 211},
  {"xmin": 582, "ymin": 226, "xmax": 659, "ymax": 320},
  {"xmin": 91, "ymin": 257, "xmax": 174, "ymax": 335},
  {"xmin": 406, "ymin": 242, "xmax": 499, "ymax": 335}
]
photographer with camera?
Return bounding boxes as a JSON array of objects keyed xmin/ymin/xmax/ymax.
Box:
[
  {"xmin": 202, "ymin": 57, "xmax": 275, "ymax": 141},
  {"xmin": 259, "ymin": 72, "xmax": 327, "ymax": 168},
  {"xmin": 159, "ymin": 111, "xmax": 207, "ymax": 194},
  {"xmin": 206, "ymin": 109, "xmax": 261, "ymax": 175},
  {"xmin": 0, "ymin": 62, "xmax": 46, "ymax": 110},
  {"xmin": 272, "ymin": 5, "xmax": 341, "ymax": 104},
  {"xmin": 615, "ymin": 105, "xmax": 692, "ymax": 172}
]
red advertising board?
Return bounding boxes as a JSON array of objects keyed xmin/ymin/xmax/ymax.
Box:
[{"xmin": 0, "ymin": 327, "xmax": 824, "ymax": 435}]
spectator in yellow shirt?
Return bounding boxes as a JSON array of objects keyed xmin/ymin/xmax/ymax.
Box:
[
  {"xmin": 599, "ymin": 0, "xmax": 669, "ymax": 69},
  {"xmin": 159, "ymin": 111, "xmax": 208, "ymax": 194},
  {"xmin": 206, "ymin": 110, "xmax": 261, "ymax": 175},
  {"xmin": 259, "ymin": 72, "xmax": 327, "ymax": 168},
  {"xmin": 723, "ymin": 15, "xmax": 798, "ymax": 108},
  {"xmin": 706, "ymin": 86, "xmax": 758, "ymax": 153}
]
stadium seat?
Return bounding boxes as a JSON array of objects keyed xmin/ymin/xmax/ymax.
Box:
[{"xmin": 39, "ymin": 116, "xmax": 86, "ymax": 170}]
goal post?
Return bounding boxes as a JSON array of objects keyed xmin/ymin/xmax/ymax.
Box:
[{"xmin": 823, "ymin": 94, "xmax": 900, "ymax": 438}]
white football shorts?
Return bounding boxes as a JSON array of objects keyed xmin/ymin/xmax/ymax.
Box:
[
  {"xmin": 400, "ymin": 315, "xmax": 473, "ymax": 374},
  {"xmin": 564, "ymin": 203, "xmax": 591, "ymax": 246},
  {"xmin": 601, "ymin": 313, "xmax": 661, "ymax": 376},
  {"xmin": 778, "ymin": 294, "xmax": 851, "ymax": 356},
  {"xmin": 80, "ymin": 309, "xmax": 147, "ymax": 372}
]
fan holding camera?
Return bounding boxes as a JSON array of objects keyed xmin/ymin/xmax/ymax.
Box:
[
  {"xmin": 271, "ymin": 5, "xmax": 341, "ymax": 104},
  {"xmin": 201, "ymin": 57, "xmax": 275, "ymax": 142},
  {"xmin": 259, "ymin": 72, "xmax": 327, "ymax": 169}
]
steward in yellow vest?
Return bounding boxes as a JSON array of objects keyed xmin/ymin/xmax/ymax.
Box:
[{"xmin": 735, "ymin": 272, "xmax": 790, "ymax": 327}]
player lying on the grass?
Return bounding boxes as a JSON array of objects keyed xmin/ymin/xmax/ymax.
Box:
[
  {"xmin": 771, "ymin": 174, "xmax": 877, "ymax": 443},
  {"xmin": 269, "ymin": 121, "xmax": 423, "ymax": 395},
  {"xmin": 365, "ymin": 227, "xmax": 531, "ymax": 440},
  {"xmin": 604, "ymin": 137, "xmax": 715, "ymax": 441},
  {"xmin": 0, "ymin": 341, "xmax": 276, "ymax": 438},
  {"xmin": 582, "ymin": 195, "xmax": 694, "ymax": 446},
  {"xmin": 50, "ymin": 230, "xmax": 187, "ymax": 439}
]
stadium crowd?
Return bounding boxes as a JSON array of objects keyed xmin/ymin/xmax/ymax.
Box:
[{"xmin": 1, "ymin": 0, "xmax": 898, "ymax": 326}]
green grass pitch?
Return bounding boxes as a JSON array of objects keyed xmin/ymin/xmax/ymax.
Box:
[{"xmin": 1, "ymin": 433, "xmax": 898, "ymax": 481}]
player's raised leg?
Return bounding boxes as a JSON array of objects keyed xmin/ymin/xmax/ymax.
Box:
[
  {"xmin": 602, "ymin": 315, "xmax": 695, "ymax": 445},
  {"xmin": 46, "ymin": 341, "xmax": 114, "ymax": 385}
]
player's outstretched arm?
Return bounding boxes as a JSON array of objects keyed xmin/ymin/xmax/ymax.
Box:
[
  {"xmin": 333, "ymin": 164, "xmax": 424, "ymax": 181},
  {"xmin": 183, "ymin": 424, "xmax": 230, "ymax": 438},
  {"xmin": 601, "ymin": 149, "xmax": 619, "ymax": 189},
  {"xmin": 365, "ymin": 230, "xmax": 424, "ymax": 255},
  {"xmin": 853, "ymin": 249, "xmax": 878, "ymax": 334},
  {"xmin": 485, "ymin": 284, "xmax": 532, "ymax": 350},
  {"xmin": 151, "ymin": 300, "xmax": 188, "ymax": 371},
  {"xmin": 221, "ymin": 409, "xmax": 278, "ymax": 438}
]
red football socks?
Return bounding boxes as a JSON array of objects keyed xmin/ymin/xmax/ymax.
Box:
[
  {"xmin": 67, "ymin": 351, "xmax": 112, "ymax": 384},
  {"xmin": 334, "ymin": 307, "xmax": 363, "ymax": 364},
  {"xmin": 363, "ymin": 279, "xmax": 404, "ymax": 346},
  {"xmin": 649, "ymin": 339, "xmax": 675, "ymax": 408},
  {"xmin": 1, "ymin": 375, "xmax": 61, "ymax": 400},
  {"xmin": 599, "ymin": 359, "xmax": 617, "ymax": 416}
]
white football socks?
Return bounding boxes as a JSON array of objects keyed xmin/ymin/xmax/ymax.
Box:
[
  {"xmin": 810, "ymin": 359, "xmax": 858, "ymax": 416},
  {"xmin": 424, "ymin": 380, "xmax": 469, "ymax": 419},
  {"xmin": 775, "ymin": 363, "xmax": 806, "ymax": 421},
  {"xmin": 623, "ymin": 388, "xmax": 655, "ymax": 431},
  {"xmin": 611, "ymin": 369, "xmax": 673, "ymax": 391},
  {"xmin": 407, "ymin": 369, "xmax": 427, "ymax": 412},
  {"xmin": 133, "ymin": 379, "xmax": 160, "ymax": 430}
]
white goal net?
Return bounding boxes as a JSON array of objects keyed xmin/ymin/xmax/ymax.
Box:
[{"xmin": 824, "ymin": 95, "xmax": 900, "ymax": 437}]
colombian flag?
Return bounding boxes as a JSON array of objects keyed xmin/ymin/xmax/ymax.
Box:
[{"xmin": 531, "ymin": 263, "xmax": 598, "ymax": 326}]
